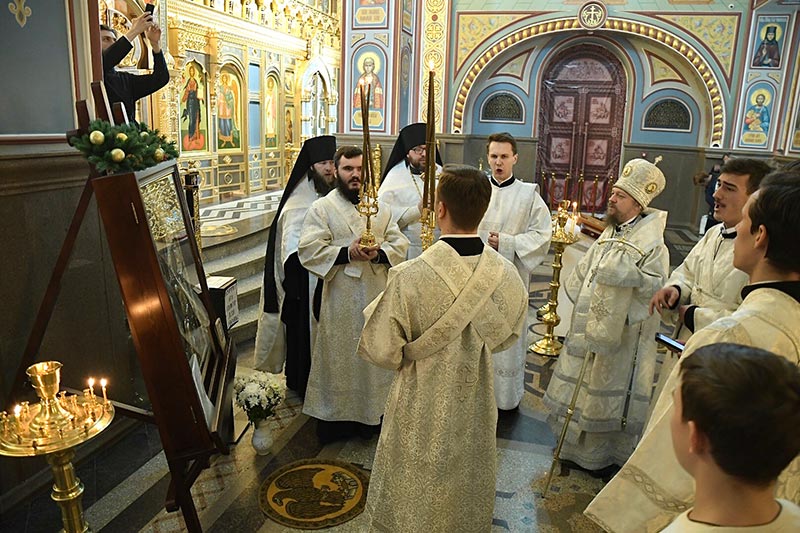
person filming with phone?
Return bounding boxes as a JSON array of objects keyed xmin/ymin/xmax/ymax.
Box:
[{"xmin": 100, "ymin": 5, "xmax": 169, "ymax": 123}]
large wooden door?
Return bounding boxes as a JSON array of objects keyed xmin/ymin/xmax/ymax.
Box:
[{"xmin": 537, "ymin": 45, "xmax": 626, "ymax": 213}]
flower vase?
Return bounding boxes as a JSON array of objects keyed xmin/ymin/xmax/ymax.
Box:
[{"xmin": 251, "ymin": 419, "xmax": 273, "ymax": 455}]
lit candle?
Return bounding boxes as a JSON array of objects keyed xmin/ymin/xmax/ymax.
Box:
[
  {"xmin": 570, "ymin": 214, "xmax": 576, "ymax": 234},
  {"xmin": 14, "ymin": 404, "xmax": 21, "ymax": 432},
  {"xmin": 100, "ymin": 378, "xmax": 108, "ymax": 404},
  {"xmin": 88, "ymin": 377, "xmax": 95, "ymax": 399}
]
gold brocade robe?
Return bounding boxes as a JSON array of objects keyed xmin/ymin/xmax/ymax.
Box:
[
  {"xmin": 543, "ymin": 209, "xmax": 669, "ymax": 470},
  {"xmin": 586, "ymin": 286, "xmax": 800, "ymax": 533},
  {"xmin": 298, "ymin": 189, "xmax": 408, "ymax": 424},
  {"xmin": 357, "ymin": 241, "xmax": 528, "ymax": 533}
]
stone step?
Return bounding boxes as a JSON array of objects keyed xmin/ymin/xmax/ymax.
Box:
[
  {"xmin": 230, "ymin": 303, "xmax": 259, "ymax": 346},
  {"xmin": 203, "ymin": 244, "xmax": 265, "ymax": 281},
  {"xmin": 236, "ymin": 271, "xmax": 263, "ymax": 310},
  {"xmin": 199, "ymin": 211, "xmax": 274, "ymax": 263}
]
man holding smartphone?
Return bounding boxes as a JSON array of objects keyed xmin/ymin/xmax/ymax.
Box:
[{"xmin": 100, "ymin": 6, "xmax": 169, "ymax": 123}]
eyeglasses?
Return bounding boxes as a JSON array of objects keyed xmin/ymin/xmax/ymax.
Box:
[{"xmin": 411, "ymin": 147, "xmax": 427, "ymax": 155}]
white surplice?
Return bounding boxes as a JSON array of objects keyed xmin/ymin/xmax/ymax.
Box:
[
  {"xmin": 477, "ymin": 178, "xmax": 552, "ymax": 409},
  {"xmin": 254, "ymin": 176, "xmax": 320, "ymax": 371},
  {"xmin": 586, "ymin": 286, "xmax": 800, "ymax": 533},
  {"xmin": 358, "ymin": 241, "xmax": 528, "ymax": 533},
  {"xmin": 298, "ymin": 189, "xmax": 408, "ymax": 424},
  {"xmin": 378, "ymin": 161, "xmax": 440, "ymax": 260},
  {"xmin": 649, "ymin": 226, "xmax": 748, "ymax": 413},
  {"xmin": 543, "ymin": 210, "xmax": 670, "ymax": 470}
]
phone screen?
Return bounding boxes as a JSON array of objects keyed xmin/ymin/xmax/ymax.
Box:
[{"xmin": 145, "ymin": 3, "xmax": 155, "ymax": 14}]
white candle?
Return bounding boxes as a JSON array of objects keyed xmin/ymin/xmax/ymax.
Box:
[
  {"xmin": 13, "ymin": 404, "xmax": 21, "ymax": 433},
  {"xmin": 100, "ymin": 378, "xmax": 108, "ymax": 404},
  {"xmin": 88, "ymin": 377, "xmax": 95, "ymax": 399}
]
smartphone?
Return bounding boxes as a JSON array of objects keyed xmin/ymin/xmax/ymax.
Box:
[
  {"xmin": 655, "ymin": 333, "xmax": 684, "ymax": 353},
  {"xmin": 145, "ymin": 3, "xmax": 155, "ymax": 15}
]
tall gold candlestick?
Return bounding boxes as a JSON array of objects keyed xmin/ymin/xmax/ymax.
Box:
[
  {"xmin": 420, "ymin": 64, "xmax": 437, "ymax": 250},
  {"xmin": 357, "ymin": 82, "xmax": 379, "ymax": 247},
  {"xmin": 531, "ymin": 201, "xmax": 580, "ymax": 357}
]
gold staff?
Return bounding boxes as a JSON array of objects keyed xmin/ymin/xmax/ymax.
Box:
[
  {"xmin": 420, "ymin": 64, "xmax": 437, "ymax": 250},
  {"xmin": 357, "ymin": 82, "xmax": 379, "ymax": 247}
]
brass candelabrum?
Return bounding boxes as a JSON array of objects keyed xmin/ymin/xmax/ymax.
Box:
[
  {"xmin": 0, "ymin": 361, "xmax": 115, "ymax": 533},
  {"xmin": 357, "ymin": 82, "xmax": 379, "ymax": 247},
  {"xmin": 420, "ymin": 66, "xmax": 437, "ymax": 251},
  {"xmin": 531, "ymin": 201, "xmax": 580, "ymax": 357}
]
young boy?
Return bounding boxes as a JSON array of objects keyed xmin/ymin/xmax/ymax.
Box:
[{"xmin": 665, "ymin": 343, "xmax": 800, "ymax": 531}]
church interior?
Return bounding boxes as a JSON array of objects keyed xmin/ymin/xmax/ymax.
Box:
[{"xmin": 2, "ymin": 0, "xmax": 800, "ymax": 531}]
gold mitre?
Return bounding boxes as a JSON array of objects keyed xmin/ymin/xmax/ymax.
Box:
[{"xmin": 615, "ymin": 156, "xmax": 666, "ymax": 208}]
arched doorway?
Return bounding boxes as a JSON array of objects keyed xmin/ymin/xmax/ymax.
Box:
[{"xmin": 537, "ymin": 44, "xmax": 626, "ymax": 213}]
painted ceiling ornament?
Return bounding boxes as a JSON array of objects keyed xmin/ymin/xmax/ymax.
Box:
[
  {"xmin": 578, "ymin": 1, "xmax": 607, "ymax": 31},
  {"xmin": 8, "ymin": 0, "xmax": 32, "ymax": 28}
]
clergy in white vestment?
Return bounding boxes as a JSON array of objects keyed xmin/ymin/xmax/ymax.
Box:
[
  {"xmin": 543, "ymin": 158, "xmax": 669, "ymax": 472},
  {"xmin": 586, "ymin": 171, "xmax": 800, "ymax": 532},
  {"xmin": 378, "ymin": 122, "xmax": 443, "ymax": 260},
  {"xmin": 477, "ymin": 132, "xmax": 552, "ymax": 410},
  {"xmin": 358, "ymin": 165, "xmax": 528, "ymax": 533},
  {"xmin": 646, "ymin": 158, "xmax": 770, "ymax": 410},
  {"xmin": 298, "ymin": 146, "xmax": 409, "ymax": 442},
  {"xmin": 254, "ymin": 135, "xmax": 336, "ymax": 398}
]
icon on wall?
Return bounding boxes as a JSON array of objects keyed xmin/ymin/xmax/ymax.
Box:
[
  {"xmin": 180, "ymin": 61, "xmax": 208, "ymax": 152},
  {"xmin": 265, "ymin": 76, "xmax": 279, "ymax": 149},
  {"xmin": 352, "ymin": 46, "xmax": 386, "ymax": 130},
  {"xmin": 750, "ymin": 16, "xmax": 788, "ymax": 69},
  {"xmin": 217, "ymin": 67, "xmax": 241, "ymax": 150},
  {"xmin": 739, "ymin": 83, "xmax": 775, "ymax": 149}
]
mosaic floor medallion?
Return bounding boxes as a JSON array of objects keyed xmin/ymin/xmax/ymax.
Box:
[{"xmin": 259, "ymin": 458, "xmax": 369, "ymax": 530}]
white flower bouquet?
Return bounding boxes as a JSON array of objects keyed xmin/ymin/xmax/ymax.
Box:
[{"xmin": 233, "ymin": 371, "xmax": 284, "ymax": 424}]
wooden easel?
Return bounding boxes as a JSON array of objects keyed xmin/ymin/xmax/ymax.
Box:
[{"xmin": 10, "ymin": 83, "xmax": 235, "ymax": 532}]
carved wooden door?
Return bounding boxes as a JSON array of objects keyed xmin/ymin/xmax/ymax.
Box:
[{"xmin": 536, "ymin": 45, "xmax": 626, "ymax": 213}]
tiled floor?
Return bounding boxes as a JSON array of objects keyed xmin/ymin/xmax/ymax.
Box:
[{"xmin": 1, "ymin": 219, "xmax": 696, "ymax": 533}]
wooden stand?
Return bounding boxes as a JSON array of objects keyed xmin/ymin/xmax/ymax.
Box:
[{"xmin": 9, "ymin": 83, "xmax": 234, "ymax": 532}]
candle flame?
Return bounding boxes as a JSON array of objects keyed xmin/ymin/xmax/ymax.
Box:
[
  {"xmin": 100, "ymin": 378, "xmax": 107, "ymax": 388},
  {"xmin": 572, "ymin": 201, "xmax": 577, "ymax": 208},
  {"xmin": 88, "ymin": 377, "xmax": 95, "ymax": 388},
  {"xmin": 14, "ymin": 405, "xmax": 21, "ymax": 417}
]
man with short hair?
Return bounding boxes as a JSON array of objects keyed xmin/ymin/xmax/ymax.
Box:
[
  {"xmin": 586, "ymin": 170, "xmax": 800, "ymax": 532},
  {"xmin": 379, "ymin": 122, "xmax": 442, "ymax": 259},
  {"xmin": 101, "ymin": 13, "xmax": 169, "ymax": 122},
  {"xmin": 543, "ymin": 158, "xmax": 669, "ymax": 473},
  {"xmin": 478, "ymin": 132, "xmax": 552, "ymax": 410},
  {"xmin": 648, "ymin": 159, "xmax": 771, "ymax": 405},
  {"xmin": 662, "ymin": 343, "xmax": 800, "ymax": 531},
  {"xmin": 255, "ymin": 135, "xmax": 336, "ymax": 397},
  {"xmin": 298, "ymin": 146, "xmax": 408, "ymax": 442},
  {"xmin": 358, "ymin": 165, "xmax": 528, "ymax": 532}
]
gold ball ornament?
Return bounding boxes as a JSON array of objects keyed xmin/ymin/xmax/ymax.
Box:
[
  {"xmin": 110, "ymin": 148, "xmax": 126, "ymax": 162},
  {"xmin": 154, "ymin": 148, "xmax": 165, "ymax": 162},
  {"xmin": 89, "ymin": 130, "xmax": 105, "ymax": 145},
  {"xmin": 116, "ymin": 133, "xmax": 128, "ymax": 142}
]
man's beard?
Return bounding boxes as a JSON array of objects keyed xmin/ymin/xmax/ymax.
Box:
[
  {"xmin": 605, "ymin": 207, "xmax": 623, "ymax": 227},
  {"xmin": 309, "ymin": 167, "xmax": 333, "ymax": 195},
  {"xmin": 336, "ymin": 177, "xmax": 361, "ymax": 204},
  {"xmin": 406, "ymin": 157, "xmax": 423, "ymax": 175}
]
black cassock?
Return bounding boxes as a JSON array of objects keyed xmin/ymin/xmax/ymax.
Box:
[{"xmin": 280, "ymin": 252, "xmax": 312, "ymax": 398}]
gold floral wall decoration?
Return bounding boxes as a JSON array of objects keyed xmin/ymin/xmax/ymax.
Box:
[{"xmin": 8, "ymin": 0, "xmax": 32, "ymax": 28}]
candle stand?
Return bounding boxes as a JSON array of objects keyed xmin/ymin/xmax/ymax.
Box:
[
  {"xmin": 0, "ymin": 362, "xmax": 114, "ymax": 533},
  {"xmin": 531, "ymin": 202, "xmax": 580, "ymax": 357}
]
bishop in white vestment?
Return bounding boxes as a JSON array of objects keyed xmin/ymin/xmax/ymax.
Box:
[
  {"xmin": 543, "ymin": 158, "xmax": 669, "ymax": 471},
  {"xmin": 478, "ymin": 133, "xmax": 552, "ymax": 410},
  {"xmin": 298, "ymin": 147, "xmax": 408, "ymax": 428},
  {"xmin": 358, "ymin": 166, "xmax": 528, "ymax": 532}
]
